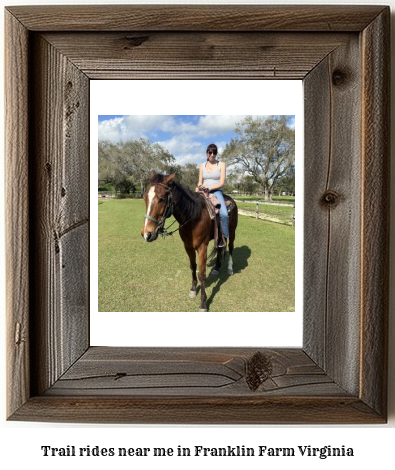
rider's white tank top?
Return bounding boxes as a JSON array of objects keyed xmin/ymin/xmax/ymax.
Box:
[{"xmin": 202, "ymin": 162, "xmax": 221, "ymax": 188}]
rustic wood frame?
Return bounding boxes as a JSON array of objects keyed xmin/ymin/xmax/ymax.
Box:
[{"xmin": 5, "ymin": 5, "xmax": 390, "ymax": 424}]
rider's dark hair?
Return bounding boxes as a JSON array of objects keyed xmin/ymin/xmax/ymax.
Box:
[{"xmin": 206, "ymin": 143, "xmax": 218, "ymax": 160}]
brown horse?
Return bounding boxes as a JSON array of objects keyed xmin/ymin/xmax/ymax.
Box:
[{"xmin": 141, "ymin": 172, "xmax": 238, "ymax": 312}]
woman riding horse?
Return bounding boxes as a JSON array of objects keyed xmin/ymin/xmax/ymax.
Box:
[
  {"xmin": 196, "ymin": 143, "xmax": 228, "ymax": 248},
  {"xmin": 141, "ymin": 171, "xmax": 237, "ymax": 312}
]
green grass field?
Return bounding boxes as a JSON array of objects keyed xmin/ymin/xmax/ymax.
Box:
[{"xmin": 98, "ymin": 199, "xmax": 295, "ymax": 312}]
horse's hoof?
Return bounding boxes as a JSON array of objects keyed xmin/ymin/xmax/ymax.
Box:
[
  {"xmin": 189, "ymin": 290, "xmax": 197, "ymax": 298},
  {"xmin": 210, "ymin": 268, "xmax": 219, "ymax": 276},
  {"xmin": 199, "ymin": 308, "xmax": 208, "ymax": 312},
  {"xmin": 227, "ymin": 269, "xmax": 233, "ymax": 275}
]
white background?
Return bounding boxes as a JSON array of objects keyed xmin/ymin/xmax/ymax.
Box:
[{"xmin": 1, "ymin": 1, "xmax": 394, "ymax": 469}]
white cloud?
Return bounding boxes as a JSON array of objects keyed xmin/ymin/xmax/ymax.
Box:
[
  {"xmin": 196, "ymin": 115, "xmax": 245, "ymax": 135},
  {"xmin": 98, "ymin": 114, "xmax": 273, "ymax": 143},
  {"xmin": 98, "ymin": 114, "xmax": 288, "ymax": 165},
  {"xmin": 98, "ymin": 117, "xmax": 130, "ymax": 142},
  {"xmin": 98, "ymin": 115, "xmax": 178, "ymax": 142},
  {"xmin": 177, "ymin": 153, "xmax": 204, "ymax": 166},
  {"xmin": 123, "ymin": 115, "xmax": 176, "ymax": 132},
  {"xmin": 157, "ymin": 136, "xmax": 205, "ymax": 165},
  {"xmin": 158, "ymin": 136, "xmax": 202, "ymax": 154}
]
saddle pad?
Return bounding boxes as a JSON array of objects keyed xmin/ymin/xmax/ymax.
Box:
[{"xmin": 198, "ymin": 192, "xmax": 217, "ymax": 220}]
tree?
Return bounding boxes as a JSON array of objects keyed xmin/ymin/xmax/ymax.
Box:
[
  {"xmin": 177, "ymin": 163, "xmax": 199, "ymax": 191},
  {"xmin": 274, "ymin": 167, "xmax": 295, "ymax": 196},
  {"xmin": 222, "ymin": 115, "xmax": 295, "ymax": 201},
  {"xmin": 98, "ymin": 138, "xmax": 177, "ymax": 195},
  {"xmin": 242, "ymin": 175, "xmax": 260, "ymax": 195}
]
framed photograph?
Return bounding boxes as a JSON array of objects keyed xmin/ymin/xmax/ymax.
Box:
[
  {"xmin": 5, "ymin": 5, "xmax": 389, "ymax": 423},
  {"xmin": 91, "ymin": 81, "xmax": 303, "ymax": 348}
]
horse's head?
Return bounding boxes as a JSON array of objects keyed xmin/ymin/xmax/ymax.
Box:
[{"xmin": 141, "ymin": 173, "xmax": 176, "ymax": 242}]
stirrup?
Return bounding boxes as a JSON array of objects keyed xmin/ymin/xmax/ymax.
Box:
[{"xmin": 217, "ymin": 237, "xmax": 227, "ymax": 248}]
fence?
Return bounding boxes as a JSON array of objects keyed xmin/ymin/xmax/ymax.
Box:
[{"xmin": 236, "ymin": 200, "xmax": 295, "ymax": 227}]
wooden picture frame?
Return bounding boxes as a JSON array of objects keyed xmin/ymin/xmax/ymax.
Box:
[{"xmin": 5, "ymin": 5, "xmax": 390, "ymax": 424}]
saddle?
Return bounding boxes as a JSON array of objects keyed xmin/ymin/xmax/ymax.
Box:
[
  {"xmin": 198, "ymin": 190, "xmax": 236, "ymax": 248},
  {"xmin": 199, "ymin": 192, "xmax": 235, "ymax": 218}
]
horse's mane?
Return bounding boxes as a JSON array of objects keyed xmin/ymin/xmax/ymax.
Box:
[{"xmin": 149, "ymin": 173, "xmax": 204, "ymax": 221}]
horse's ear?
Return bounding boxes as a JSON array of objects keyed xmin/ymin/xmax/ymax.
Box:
[
  {"xmin": 163, "ymin": 173, "xmax": 176, "ymax": 187},
  {"xmin": 149, "ymin": 171, "xmax": 157, "ymax": 182}
]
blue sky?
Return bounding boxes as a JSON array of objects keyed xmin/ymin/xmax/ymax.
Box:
[{"xmin": 98, "ymin": 115, "xmax": 295, "ymax": 166}]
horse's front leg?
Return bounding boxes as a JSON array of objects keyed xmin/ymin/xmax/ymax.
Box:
[
  {"xmin": 185, "ymin": 246, "xmax": 198, "ymax": 298},
  {"xmin": 197, "ymin": 244, "xmax": 208, "ymax": 312}
]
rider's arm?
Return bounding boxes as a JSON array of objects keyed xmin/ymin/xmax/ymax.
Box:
[{"xmin": 196, "ymin": 163, "xmax": 204, "ymax": 190}]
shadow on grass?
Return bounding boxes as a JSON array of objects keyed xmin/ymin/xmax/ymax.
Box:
[{"xmin": 205, "ymin": 245, "xmax": 251, "ymax": 310}]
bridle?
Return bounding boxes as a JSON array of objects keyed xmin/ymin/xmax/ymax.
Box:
[
  {"xmin": 144, "ymin": 183, "xmax": 174, "ymax": 234},
  {"xmin": 144, "ymin": 182, "xmax": 192, "ymax": 237}
]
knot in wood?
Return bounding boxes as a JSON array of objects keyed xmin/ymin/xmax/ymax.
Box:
[
  {"xmin": 246, "ymin": 351, "xmax": 273, "ymax": 391},
  {"xmin": 123, "ymin": 35, "xmax": 150, "ymax": 49},
  {"xmin": 321, "ymin": 190, "xmax": 340, "ymax": 208},
  {"xmin": 332, "ymin": 68, "xmax": 349, "ymax": 87}
]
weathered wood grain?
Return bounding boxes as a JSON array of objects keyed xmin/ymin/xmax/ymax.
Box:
[
  {"xmin": 5, "ymin": 5, "xmax": 389, "ymax": 424},
  {"xmin": 42, "ymin": 32, "xmax": 351, "ymax": 80},
  {"xmin": 10, "ymin": 396, "xmax": 384, "ymax": 425},
  {"xmin": 5, "ymin": 5, "xmax": 386, "ymax": 32},
  {"xmin": 10, "ymin": 350, "xmax": 383, "ymax": 424},
  {"xmin": 303, "ymin": 55, "xmax": 332, "ymax": 369},
  {"xmin": 29, "ymin": 34, "xmax": 90, "ymax": 395},
  {"xmin": 46, "ymin": 347, "xmax": 344, "ymax": 397},
  {"xmin": 360, "ymin": 10, "xmax": 390, "ymax": 418},
  {"xmin": 304, "ymin": 35, "xmax": 362, "ymax": 395},
  {"xmin": 5, "ymin": 10, "xmax": 30, "ymax": 418}
]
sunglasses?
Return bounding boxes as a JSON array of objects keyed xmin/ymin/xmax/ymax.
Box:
[{"xmin": 207, "ymin": 150, "xmax": 217, "ymax": 155}]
